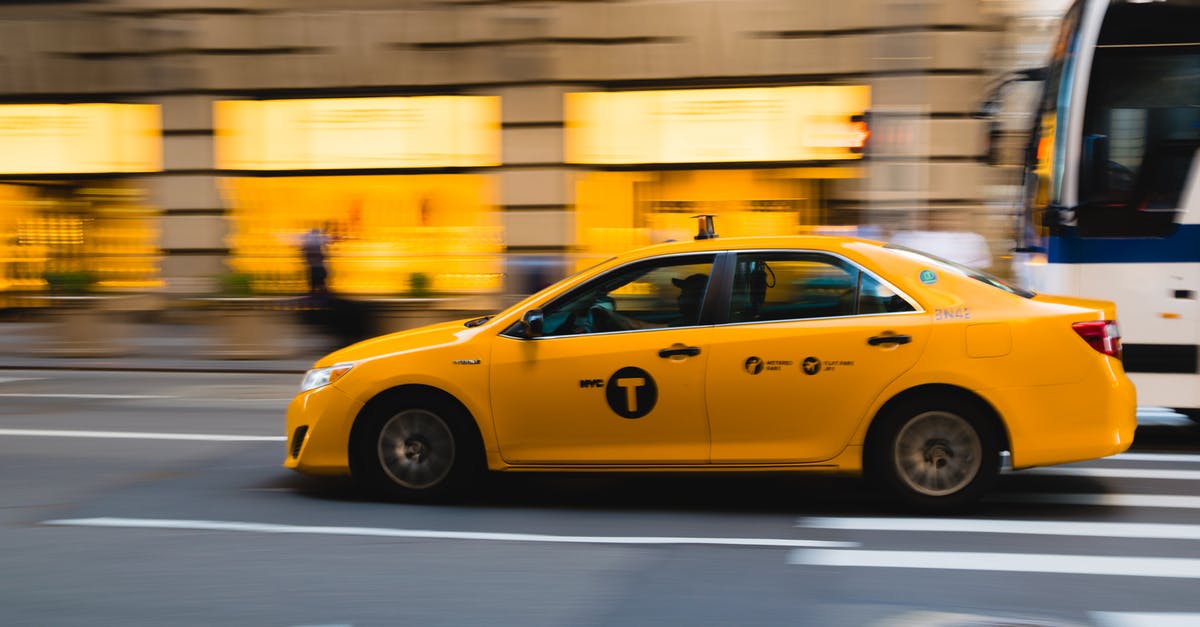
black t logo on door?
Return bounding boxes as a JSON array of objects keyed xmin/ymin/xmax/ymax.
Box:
[{"xmin": 605, "ymin": 367, "xmax": 658, "ymax": 419}]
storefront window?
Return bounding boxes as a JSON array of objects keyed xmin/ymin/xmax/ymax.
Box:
[
  {"xmin": 215, "ymin": 96, "xmax": 502, "ymax": 299},
  {"xmin": 0, "ymin": 181, "xmax": 160, "ymax": 302},
  {"xmin": 221, "ymin": 175, "xmax": 502, "ymax": 297}
]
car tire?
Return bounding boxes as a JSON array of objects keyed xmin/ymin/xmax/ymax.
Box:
[
  {"xmin": 869, "ymin": 397, "xmax": 1000, "ymax": 511},
  {"xmin": 350, "ymin": 396, "xmax": 483, "ymax": 502}
]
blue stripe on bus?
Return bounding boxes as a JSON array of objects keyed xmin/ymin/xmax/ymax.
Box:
[{"xmin": 1048, "ymin": 225, "xmax": 1200, "ymax": 264}]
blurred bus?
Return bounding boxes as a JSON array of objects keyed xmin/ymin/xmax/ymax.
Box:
[{"xmin": 1013, "ymin": 0, "xmax": 1200, "ymax": 419}]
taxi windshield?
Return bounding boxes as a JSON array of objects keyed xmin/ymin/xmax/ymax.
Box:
[{"xmin": 884, "ymin": 244, "xmax": 1036, "ymax": 299}]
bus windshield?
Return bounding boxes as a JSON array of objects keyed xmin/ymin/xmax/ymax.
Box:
[
  {"xmin": 1080, "ymin": 50, "xmax": 1200, "ymax": 206},
  {"xmin": 1075, "ymin": 2, "xmax": 1200, "ymax": 236}
]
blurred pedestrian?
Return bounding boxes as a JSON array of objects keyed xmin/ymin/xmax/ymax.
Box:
[
  {"xmin": 297, "ymin": 222, "xmax": 374, "ymax": 348},
  {"xmin": 889, "ymin": 211, "xmax": 992, "ymax": 269},
  {"xmin": 301, "ymin": 223, "xmax": 333, "ymax": 300}
]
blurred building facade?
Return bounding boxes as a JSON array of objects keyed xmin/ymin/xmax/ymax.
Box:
[{"xmin": 0, "ymin": 0, "xmax": 1068, "ymax": 304}]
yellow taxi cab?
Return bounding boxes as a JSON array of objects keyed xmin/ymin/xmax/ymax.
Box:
[{"xmin": 285, "ymin": 217, "xmax": 1135, "ymax": 509}]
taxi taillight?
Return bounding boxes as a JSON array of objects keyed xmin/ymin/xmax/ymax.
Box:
[{"xmin": 1072, "ymin": 320, "xmax": 1121, "ymax": 358}]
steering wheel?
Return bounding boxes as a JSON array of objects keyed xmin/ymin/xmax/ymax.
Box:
[{"xmin": 559, "ymin": 296, "xmax": 615, "ymax": 334}]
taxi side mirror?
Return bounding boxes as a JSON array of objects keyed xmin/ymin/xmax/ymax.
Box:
[{"xmin": 519, "ymin": 309, "xmax": 544, "ymax": 339}]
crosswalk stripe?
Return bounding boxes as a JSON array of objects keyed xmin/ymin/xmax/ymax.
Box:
[
  {"xmin": 1025, "ymin": 467, "xmax": 1200, "ymax": 480},
  {"xmin": 1091, "ymin": 612, "xmax": 1200, "ymax": 627},
  {"xmin": 1110, "ymin": 453, "xmax": 1200, "ymax": 464},
  {"xmin": 796, "ymin": 517, "xmax": 1200, "ymax": 540},
  {"xmin": 788, "ymin": 549, "xmax": 1200, "ymax": 579},
  {"xmin": 991, "ymin": 493, "xmax": 1200, "ymax": 509}
]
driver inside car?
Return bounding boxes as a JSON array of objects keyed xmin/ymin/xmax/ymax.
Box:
[{"xmin": 587, "ymin": 273, "xmax": 709, "ymax": 331}]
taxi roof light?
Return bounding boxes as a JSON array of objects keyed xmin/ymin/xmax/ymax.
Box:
[{"xmin": 693, "ymin": 214, "xmax": 718, "ymax": 241}]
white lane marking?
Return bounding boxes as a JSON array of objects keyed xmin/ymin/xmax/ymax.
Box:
[
  {"xmin": 1092, "ymin": 612, "xmax": 1200, "ymax": 627},
  {"xmin": 0, "ymin": 429, "xmax": 284, "ymax": 442},
  {"xmin": 0, "ymin": 393, "xmax": 173, "ymax": 400},
  {"xmin": 44, "ymin": 517, "xmax": 858, "ymax": 549},
  {"xmin": 874, "ymin": 612, "xmax": 1076, "ymax": 627},
  {"xmin": 992, "ymin": 493, "xmax": 1200, "ymax": 510},
  {"xmin": 0, "ymin": 393, "xmax": 291, "ymax": 402},
  {"xmin": 796, "ymin": 517, "xmax": 1200, "ymax": 540},
  {"xmin": 788, "ymin": 549, "xmax": 1200, "ymax": 579},
  {"xmin": 0, "ymin": 377, "xmax": 45, "ymax": 384},
  {"xmin": 1111, "ymin": 453, "xmax": 1200, "ymax": 464},
  {"xmin": 1026, "ymin": 467, "xmax": 1200, "ymax": 481}
]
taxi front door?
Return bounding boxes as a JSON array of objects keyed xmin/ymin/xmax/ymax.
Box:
[{"xmin": 490, "ymin": 329, "xmax": 710, "ymax": 464}]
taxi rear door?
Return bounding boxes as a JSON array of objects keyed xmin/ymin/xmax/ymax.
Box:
[{"xmin": 704, "ymin": 251, "xmax": 930, "ymax": 463}]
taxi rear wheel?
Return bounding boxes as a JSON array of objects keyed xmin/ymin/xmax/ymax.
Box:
[
  {"xmin": 869, "ymin": 398, "xmax": 1000, "ymax": 510},
  {"xmin": 350, "ymin": 396, "xmax": 482, "ymax": 502}
]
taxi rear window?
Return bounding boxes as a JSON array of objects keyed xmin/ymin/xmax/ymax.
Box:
[{"xmin": 884, "ymin": 244, "xmax": 1035, "ymax": 299}]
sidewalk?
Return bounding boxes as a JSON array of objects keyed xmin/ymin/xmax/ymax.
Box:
[{"xmin": 0, "ymin": 320, "xmax": 333, "ymax": 374}]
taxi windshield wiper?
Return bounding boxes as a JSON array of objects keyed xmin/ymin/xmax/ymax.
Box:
[{"xmin": 464, "ymin": 316, "xmax": 492, "ymax": 328}]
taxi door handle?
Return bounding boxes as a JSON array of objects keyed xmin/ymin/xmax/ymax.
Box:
[
  {"xmin": 867, "ymin": 334, "xmax": 911, "ymax": 346},
  {"xmin": 659, "ymin": 346, "xmax": 701, "ymax": 358}
]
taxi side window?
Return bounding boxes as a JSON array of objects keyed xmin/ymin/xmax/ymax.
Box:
[
  {"xmin": 539, "ymin": 255, "xmax": 716, "ymax": 336},
  {"xmin": 729, "ymin": 253, "xmax": 912, "ymax": 323},
  {"xmin": 858, "ymin": 273, "xmax": 915, "ymax": 314}
]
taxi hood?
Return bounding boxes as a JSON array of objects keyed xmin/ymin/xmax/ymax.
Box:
[
  {"xmin": 1031, "ymin": 293, "xmax": 1119, "ymax": 320},
  {"xmin": 312, "ymin": 318, "xmax": 481, "ymax": 367}
]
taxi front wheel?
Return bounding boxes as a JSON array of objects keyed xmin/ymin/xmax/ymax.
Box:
[
  {"xmin": 350, "ymin": 397, "xmax": 483, "ymax": 502},
  {"xmin": 868, "ymin": 398, "xmax": 1001, "ymax": 511}
]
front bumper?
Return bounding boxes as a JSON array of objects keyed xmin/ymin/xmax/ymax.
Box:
[{"xmin": 284, "ymin": 383, "xmax": 365, "ymax": 476}]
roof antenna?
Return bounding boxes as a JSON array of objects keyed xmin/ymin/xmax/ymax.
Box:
[{"xmin": 692, "ymin": 214, "xmax": 718, "ymax": 240}]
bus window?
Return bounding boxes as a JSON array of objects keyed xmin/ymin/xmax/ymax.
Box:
[{"xmin": 1075, "ymin": 2, "xmax": 1200, "ymax": 238}]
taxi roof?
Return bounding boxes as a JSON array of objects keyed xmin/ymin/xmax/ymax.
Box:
[{"xmin": 609, "ymin": 234, "xmax": 888, "ymax": 261}]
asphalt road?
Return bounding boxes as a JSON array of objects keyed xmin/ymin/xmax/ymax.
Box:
[{"xmin": 2, "ymin": 369, "xmax": 1199, "ymax": 627}]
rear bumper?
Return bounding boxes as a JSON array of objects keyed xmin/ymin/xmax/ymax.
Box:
[{"xmin": 995, "ymin": 362, "xmax": 1136, "ymax": 468}]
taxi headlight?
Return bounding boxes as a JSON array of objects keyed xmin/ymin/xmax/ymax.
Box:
[{"xmin": 300, "ymin": 363, "xmax": 354, "ymax": 393}]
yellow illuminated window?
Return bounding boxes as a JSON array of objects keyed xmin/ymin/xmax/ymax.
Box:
[
  {"xmin": 0, "ymin": 182, "xmax": 161, "ymax": 296},
  {"xmin": 566, "ymin": 86, "xmax": 870, "ymax": 165},
  {"xmin": 221, "ymin": 175, "xmax": 503, "ymax": 296},
  {"xmin": 215, "ymin": 96, "xmax": 501, "ymax": 170},
  {"xmin": 0, "ymin": 104, "xmax": 161, "ymax": 175}
]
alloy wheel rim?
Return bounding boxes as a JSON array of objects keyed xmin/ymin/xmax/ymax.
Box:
[
  {"xmin": 893, "ymin": 410, "xmax": 982, "ymax": 497},
  {"xmin": 378, "ymin": 409, "xmax": 456, "ymax": 490}
]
